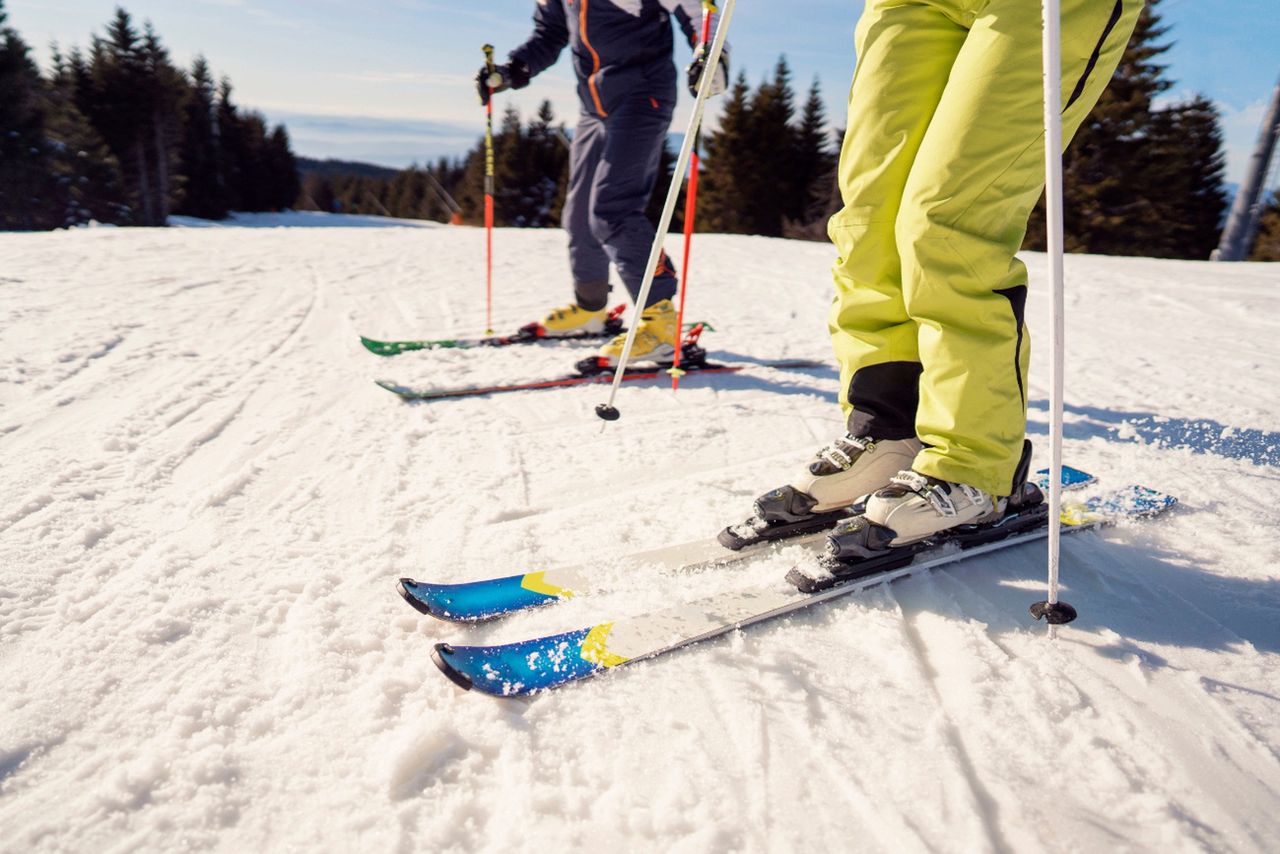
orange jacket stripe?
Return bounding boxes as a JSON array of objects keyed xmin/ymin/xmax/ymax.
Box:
[{"xmin": 578, "ymin": 1, "xmax": 608, "ymax": 117}]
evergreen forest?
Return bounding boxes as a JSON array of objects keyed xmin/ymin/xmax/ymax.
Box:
[
  {"xmin": 3, "ymin": 0, "xmax": 1275, "ymax": 259},
  {"xmin": 0, "ymin": 2, "xmax": 298, "ymax": 229}
]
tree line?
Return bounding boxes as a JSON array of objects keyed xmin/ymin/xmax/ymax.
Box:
[
  {"xmin": 300, "ymin": 65, "xmax": 835, "ymax": 240},
  {"xmin": 9, "ymin": 0, "xmax": 1273, "ymax": 259},
  {"xmin": 0, "ymin": 2, "xmax": 298, "ymax": 230},
  {"xmin": 305, "ymin": 0, "xmax": 1280, "ymax": 261},
  {"xmin": 1022, "ymin": 0, "xmax": 1229, "ymax": 259}
]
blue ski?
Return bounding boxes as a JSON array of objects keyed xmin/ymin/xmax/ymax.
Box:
[
  {"xmin": 430, "ymin": 485, "xmax": 1176, "ymax": 697},
  {"xmin": 401, "ymin": 467, "xmax": 1100, "ymax": 623}
]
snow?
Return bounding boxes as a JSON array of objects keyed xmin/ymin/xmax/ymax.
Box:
[{"xmin": 2, "ymin": 212, "xmax": 1279, "ymax": 852}]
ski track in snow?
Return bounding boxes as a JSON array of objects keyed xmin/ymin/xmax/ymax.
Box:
[{"xmin": 1, "ymin": 214, "xmax": 1279, "ymax": 852}]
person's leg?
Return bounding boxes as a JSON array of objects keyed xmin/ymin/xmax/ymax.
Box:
[
  {"xmin": 588, "ymin": 94, "xmax": 678, "ymax": 308},
  {"xmin": 750, "ymin": 1, "xmax": 966, "ymax": 520},
  {"xmin": 563, "ymin": 111, "xmax": 612, "ymax": 311},
  {"xmin": 828, "ymin": 0, "xmax": 968, "ymax": 440},
  {"xmin": 899, "ymin": 0, "xmax": 1143, "ymax": 496}
]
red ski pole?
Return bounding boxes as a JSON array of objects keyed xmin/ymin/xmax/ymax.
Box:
[
  {"xmin": 668, "ymin": 4, "xmax": 715, "ymax": 391},
  {"xmin": 594, "ymin": 0, "xmax": 734, "ymax": 422},
  {"xmin": 482, "ymin": 44, "xmax": 497, "ymax": 334}
]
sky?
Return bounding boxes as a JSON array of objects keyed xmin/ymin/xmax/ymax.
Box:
[{"xmin": 8, "ymin": 0, "xmax": 1280, "ymax": 184}]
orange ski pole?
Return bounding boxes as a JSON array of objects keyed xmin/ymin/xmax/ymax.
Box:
[{"xmin": 668, "ymin": 4, "xmax": 715, "ymax": 390}]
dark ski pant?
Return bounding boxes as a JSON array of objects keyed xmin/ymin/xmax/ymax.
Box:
[
  {"xmin": 829, "ymin": 0, "xmax": 1141, "ymax": 496},
  {"xmin": 564, "ymin": 94, "xmax": 678, "ymax": 311}
]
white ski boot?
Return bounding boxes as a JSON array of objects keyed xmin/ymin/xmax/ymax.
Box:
[
  {"xmin": 756, "ymin": 434, "xmax": 924, "ymax": 522},
  {"xmin": 864, "ymin": 471, "xmax": 1001, "ymax": 545},
  {"xmin": 824, "ymin": 471, "xmax": 1004, "ymax": 560},
  {"xmin": 719, "ymin": 433, "xmax": 922, "ymax": 550}
]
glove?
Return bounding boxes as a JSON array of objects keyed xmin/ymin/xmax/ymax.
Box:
[
  {"xmin": 475, "ymin": 61, "xmax": 530, "ymax": 105},
  {"xmin": 685, "ymin": 43, "xmax": 729, "ymax": 99}
]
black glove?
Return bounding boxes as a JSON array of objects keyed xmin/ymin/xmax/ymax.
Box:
[
  {"xmin": 685, "ymin": 43, "xmax": 728, "ymax": 99},
  {"xmin": 475, "ymin": 61, "xmax": 531, "ymax": 105}
]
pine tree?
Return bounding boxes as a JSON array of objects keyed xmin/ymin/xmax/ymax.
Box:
[
  {"xmin": 453, "ymin": 144, "xmax": 485, "ymax": 226},
  {"xmin": 784, "ymin": 76, "xmax": 837, "ymax": 239},
  {"xmin": 92, "ymin": 8, "xmax": 160, "ymax": 224},
  {"xmin": 695, "ymin": 60, "xmax": 843, "ymax": 239},
  {"xmin": 139, "ymin": 22, "xmax": 184, "ymax": 221},
  {"xmin": 0, "ymin": 0, "xmax": 51, "ymax": 228},
  {"xmin": 44, "ymin": 45, "xmax": 128, "ymax": 226},
  {"xmin": 1143, "ymin": 95, "xmax": 1227, "ymax": 258},
  {"xmin": 215, "ymin": 80, "xmax": 296, "ymax": 213},
  {"xmin": 525, "ymin": 100, "xmax": 569, "ymax": 226},
  {"xmin": 263, "ymin": 125, "xmax": 300, "ymax": 210},
  {"xmin": 232, "ymin": 111, "xmax": 272, "ymax": 210},
  {"xmin": 699, "ymin": 71, "xmax": 755, "ymax": 233},
  {"xmin": 490, "ymin": 104, "xmax": 523, "ymax": 224},
  {"xmin": 746, "ymin": 56, "xmax": 797, "ymax": 236},
  {"xmin": 176, "ymin": 57, "xmax": 228, "ymax": 219},
  {"xmin": 1022, "ymin": 0, "xmax": 1226, "ymax": 259},
  {"xmin": 396, "ymin": 166, "xmax": 427, "ymax": 220},
  {"xmin": 2, "ymin": 6, "xmax": 300, "ymax": 229},
  {"xmin": 452, "ymin": 104, "xmax": 545, "ymax": 227},
  {"xmin": 215, "ymin": 77, "xmax": 244, "ymax": 211}
]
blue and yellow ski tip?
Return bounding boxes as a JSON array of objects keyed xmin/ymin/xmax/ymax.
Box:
[{"xmin": 399, "ymin": 572, "xmax": 575, "ymax": 623}]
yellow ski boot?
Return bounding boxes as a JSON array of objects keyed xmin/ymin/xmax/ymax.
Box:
[
  {"xmin": 539, "ymin": 303, "xmax": 608, "ymax": 338},
  {"xmin": 597, "ymin": 299, "xmax": 678, "ymax": 366}
]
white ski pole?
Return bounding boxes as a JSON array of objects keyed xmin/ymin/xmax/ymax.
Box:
[
  {"xmin": 1031, "ymin": 0, "xmax": 1076, "ymax": 635},
  {"xmin": 595, "ymin": 0, "xmax": 736, "ymax": 422}
]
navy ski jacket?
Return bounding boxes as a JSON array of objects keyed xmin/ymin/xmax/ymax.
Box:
[{"xmin": 509, "ymin": 0, "xmax": 710, "ymax": 118}]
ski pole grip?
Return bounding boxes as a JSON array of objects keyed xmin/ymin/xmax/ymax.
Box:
[{"xmin": 482, "ymin": 44, "xmax": 501, "ymax": 89}]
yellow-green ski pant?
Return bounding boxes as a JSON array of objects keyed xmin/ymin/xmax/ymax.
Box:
[{"xmin": 829, "ymin": 0, "xmax": 1141, "ymax": 496}]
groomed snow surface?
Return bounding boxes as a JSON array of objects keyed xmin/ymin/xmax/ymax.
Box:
[{"xmin": 2, "ymin": 212, "xmax": 1278, "ymax": 853}]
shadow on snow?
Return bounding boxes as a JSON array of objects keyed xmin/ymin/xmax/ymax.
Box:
[
  {"xmin": 1027, "ymin": 399, "xmax": 1280, "ymax": 468},
  {"xmin": 877, "ymin": 529, "xmax": 1280, "ymax": 659}
]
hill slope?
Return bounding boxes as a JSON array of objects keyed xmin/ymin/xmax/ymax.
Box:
[{"xmin": 1, "ymin": 216, "xmax": 1278, "ymax": 852}]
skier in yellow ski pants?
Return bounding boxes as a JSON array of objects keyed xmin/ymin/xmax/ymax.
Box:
[{"xmin": 827, "ymin": 0, "xmax": 1142, "ymax": 502}]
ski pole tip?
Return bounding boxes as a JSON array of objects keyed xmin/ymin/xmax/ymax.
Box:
[
  {"xmin": 1030, "ymin": 599, "xmax": 1078, "ymax": 625},
  {"xmin": 595, "ymin": 403, "xmax": 621, "ymax": 422}
]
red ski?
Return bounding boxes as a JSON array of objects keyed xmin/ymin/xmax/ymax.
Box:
[{"xmin": 375, "ymin": 324, "xmax": 825, "ymax": 402}]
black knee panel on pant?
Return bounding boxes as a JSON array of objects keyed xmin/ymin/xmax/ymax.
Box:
[{"xmin": 846, "ymin": 361, "xmax": 923, "ymax": 440}]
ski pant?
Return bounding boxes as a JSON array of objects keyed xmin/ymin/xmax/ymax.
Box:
[
  {"xmin": 564, "ymin": 93, "xmax": 678, "ymax": 311},
  {"xmin": 829, "ymin": 0, "xmax": 1141, "ymax": 496}
]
